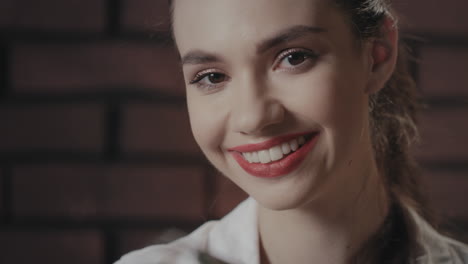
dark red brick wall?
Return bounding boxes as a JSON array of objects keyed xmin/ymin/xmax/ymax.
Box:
[{"xmin": 0, "ymin": 0, "xmax": 466, "ymax": 263}]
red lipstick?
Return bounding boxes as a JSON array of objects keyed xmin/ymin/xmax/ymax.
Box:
[
  {"xmin": 228, "ymin": 132, "xmax": 320, "ymax": 178},
  {"xmin": 228, "ymin": 131, "xmax": 313, "ymax": 152}
]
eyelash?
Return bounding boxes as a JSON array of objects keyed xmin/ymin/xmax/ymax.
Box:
[
  {"xmin": 189, "ymin": 69, "xmax": 229, "ymax": 92},
  {"xmin": 189, "ymin": 48, "xmax": 319, "ymax": 92},
  {"xmin": 274, "ymin": 48, "xmax": 318, "ymax": 71}
]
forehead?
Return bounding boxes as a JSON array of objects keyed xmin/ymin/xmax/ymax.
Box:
[{"xmin": 172, "ymin": 0, "xmax": 347, "ymax": 54}]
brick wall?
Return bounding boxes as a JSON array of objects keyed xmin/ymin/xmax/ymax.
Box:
[{"xmin": 0, "ymin": 0, "xmax": 466, "ymax": 263}]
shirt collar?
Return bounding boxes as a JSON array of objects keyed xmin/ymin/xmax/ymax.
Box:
[
  {"xmin": 205, "ymin": 198, "xmax": 467, "ymax": 264},
  {"xmin": 207, "ymin": 198, "xmax": 260, "ymax": 264}
]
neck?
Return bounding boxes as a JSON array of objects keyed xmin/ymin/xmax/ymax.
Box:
[{"xmin": 258, "ymin": 162, "xmax": 389, "ymax": 264}]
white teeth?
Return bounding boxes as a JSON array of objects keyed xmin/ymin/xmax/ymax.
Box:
[
  {"xmin": 246, "ymin": 152, "xmax": 254, "ymax": 163},
  {"xmin": 240, "ymin": 135, "xmax": 310, "ymax": 164},
  {"xmin": 298, "ymin": 136, "xmax": 305, "ymax": 145},
  {"xmin": 281, "ymin": 142, "xmax": 291, "ymax": 155},
  {"xmin": 290, "ymin": 139, "xmax": 299, "ymax": 151},
  {"xmin": 269, "ymin": 145, "xmax": 283, "ymax": 161},
  {"xmin": 251, "ymin": 152, "xmax": 260, "ymax": 163},
  {"xmin": 242, "ymin": 152, "xmax": 249, "ymax": 162},
  {"xmin": 258, "ymin": 150, "xmax": 272, "ymax": 164}
]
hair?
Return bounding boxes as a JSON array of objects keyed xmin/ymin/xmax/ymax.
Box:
[
  {"xmin": 319, "ymin": 1, "xmax": 428, "ymax": 262},
  {"xmin": 334, "ymin": 0, "xmax": 425, "ymax": 210},
  {"xmin": 168, "ymin": 0, "xmax": 428, "ymax": 263}
]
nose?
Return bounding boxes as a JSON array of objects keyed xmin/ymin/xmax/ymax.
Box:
[{"xmin": 230, "ymin": 78, "xmax": 285, "ymax": 135}]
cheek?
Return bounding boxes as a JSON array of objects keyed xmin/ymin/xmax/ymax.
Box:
[
  {"xmin": 333, "ymin": 71, "xmax": 369, "ymax": 131},
  {"xmin": 290, "ymin": 63, "xmax": 369, "ymax": 158},
  {"xmin": 288, "ymin": 66, "xmax": 366, "ymax": 129},
  {"xmin": 187, "ymin": 95, "xmax": 226, "ymax": 155},
  {"xmin": 316, "ymin": 59, "xmax": 368, "ymax": 127},
  {"xmin": 323, "ymin": 71, "xmax": 370, "ymax": 168}
]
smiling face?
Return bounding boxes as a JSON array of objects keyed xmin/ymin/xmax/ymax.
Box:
[{"xmin": 173, "ymin": 0, "xmax": 380, "ymax": 210}]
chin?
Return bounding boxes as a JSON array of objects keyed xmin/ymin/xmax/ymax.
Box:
[
  {"xmin": 253, "ymin": 191, "xmax": 315, "ymax": 211},
  {"xmin": 246, "ymin": 176, "xmax": 321, "ymax": 211},
  {"xmin": 227, "ymin": 153, "xmax": 326, "ymax": 212}
]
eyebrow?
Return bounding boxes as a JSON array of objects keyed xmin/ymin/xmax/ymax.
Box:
[
  {"xmin": 180, "ymin": 25, "xmax": 326, "ymax": 66},
  {"xmin": 256, "ymin": 25, "xmax": 326, "ymax": 53},
  {"xmin": 180, "ymin": 50, "xmax": 220, "ymax": 65}
]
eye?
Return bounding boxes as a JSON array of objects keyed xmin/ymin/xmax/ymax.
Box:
[
  {"xmin": 189, "ymin": 69, "xmax": 230, "ymax": 93},
  {"xmin": 285, "ymin": 52, "xmax": 307, "ymax": 65},
  {"xmin": 204, "ymin": 72, "xmax": 227, "ymax": 84},
  {"xmin": 274, "ymin": 48, "xmax": 318, "ymax": 71}
]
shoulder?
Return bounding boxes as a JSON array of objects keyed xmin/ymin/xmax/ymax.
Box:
[
  {"xmin": 412, "ymin": 210, "xmax": 468, "ymax": 264},
  {"xmin": 115, "ymin": 243, "xmax": 201, "ymax": 264},
  {"xmin": 448, "ymin": 240, "xmax": 468, "ymax": 263},
  {"xmin": 114, "ymin": 198, "xmax": 259, "ymax": 264},
  {"xmin": 425, "ymin": 232, "xmax": 468, "ymax": 264},
  {"xmin": 415, "ymin": 233, "xmax": 468, "ymax": 264},
  {"xmin": 115, "ymin": 220, "xmax": 217, "ymax": 264}
]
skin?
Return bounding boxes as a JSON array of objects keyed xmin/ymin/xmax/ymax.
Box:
[{"xmin": 172, "ymin": 0, "xmax": 398, "ymax": 263}]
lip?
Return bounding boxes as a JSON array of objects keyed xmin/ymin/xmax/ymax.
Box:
[
  {"xmin": 227, "ymin": 131, "xmax": 314, "ymax": 153},
  {"xmin": 229, "ymin": 132, "xmax": 320, "ymax": 178}
]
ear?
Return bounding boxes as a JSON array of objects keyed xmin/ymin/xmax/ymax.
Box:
[{"xmin": 365, "ymin": 17, "xmax": 398, "ymax": 94}]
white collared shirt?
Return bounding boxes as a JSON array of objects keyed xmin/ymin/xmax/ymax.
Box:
[{"xmin": 116, "ymin": 198, "xmax": 468, "ymax": 264}]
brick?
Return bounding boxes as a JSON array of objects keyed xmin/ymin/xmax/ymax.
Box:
[
  {"xmin": 122, "ymin": 0, "xmax": 171, "ymax": 32},
  {"xmin": 421, "ymin": 169, "xmax": 468, "ymax": 221},
  {"xmin": 117, "ymin": 228, "xmax": 187, "ymax": 258},
  {"xmin": 212, "ymin": 174, "xmax": 248, "ymax": 218},
  {"xmin": 122, "ymin": 104, "xmax": 201, "ymax": 155},
  {"xmin": 0, "ymin": 230, "xmax": 103, "ymax": 264},
  {"xmin": 13, "ymin": 164, "xmax": 206, "ymax": 220},
  {"xmin": 12, "ymin": 43, "xmax": 185, "ymax": 95},
  {"xmin": 415, "ymin": 108, "xmax": 468, "ymax": 162},
  {"xmin": 419, "ymin": 47, "xmax": 468, "ymax": 97},
  {"xmin": 0, "ymin": 104, "xmax": 104, "ymax": 153},
  {"xmin": 0, "ymin": 0, "xmax": 105, "ymax": 32},
  {"xmin": 393, "ymin": 0, "xmax": 468, "ymax": 34}
]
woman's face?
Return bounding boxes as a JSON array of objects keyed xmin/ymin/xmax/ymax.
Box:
[{"xmin": 173, "ymin": 0, "xmax": 378, "ymax": 210}]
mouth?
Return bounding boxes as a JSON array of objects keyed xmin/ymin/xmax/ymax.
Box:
[
  {"xmin": 239, "ymin": 134, "xmax": 311, "ymax": 164},
  {"xmin": 228, "ymin": 131, "xmax": 320, "ymax": 178}
]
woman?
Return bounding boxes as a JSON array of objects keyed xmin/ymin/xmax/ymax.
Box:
[{"xmin": 117, "ymin": 0, "xmax": 468, "ymax": 263}]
